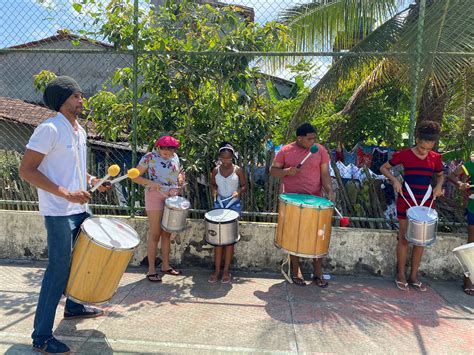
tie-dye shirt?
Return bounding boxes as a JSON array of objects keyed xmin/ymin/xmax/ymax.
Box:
[{"xmin": 138, "ymin": 150, "xmax": 180, "ymax": 192}]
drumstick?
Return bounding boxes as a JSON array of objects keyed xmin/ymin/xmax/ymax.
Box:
[
  {"xmin": 296, "ymin": 145, "xmax": 319, "ymax": 169},
  {"xmin": 334, "ymin": 207, "xmax": 350, "ymax": 227},
  {"xmin": 109, "ymin": 168, "xmax": 140, "ymax": 185},
  {"xmin": 427, "ymin": 196, "xmax": 436, "ymax": 215},
  {"xmin": 90, "ymin": 164, "xmax": 120, "ymax": 192}
]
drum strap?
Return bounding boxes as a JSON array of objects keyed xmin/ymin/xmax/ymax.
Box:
[
  {"xmin": 280, "ymin": 254, "xmax": 293, "ymax": 284},
  {"xmin": 62, "ymin": 117, "xmax": 91, "ymax": 214}
]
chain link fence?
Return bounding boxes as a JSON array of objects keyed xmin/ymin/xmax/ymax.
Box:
[{"xmin": 0, "ymin": 0, "xmax": 472, "ymax": 229}]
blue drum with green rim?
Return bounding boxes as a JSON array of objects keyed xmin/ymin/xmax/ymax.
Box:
[{"xmin": 275, "ymin": 193, "xmax": 334, "ymax": 258}]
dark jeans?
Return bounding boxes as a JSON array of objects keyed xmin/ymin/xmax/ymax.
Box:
[{"xmin": 32, "ymin": 212, "xmax": 90, "ymax": 345}]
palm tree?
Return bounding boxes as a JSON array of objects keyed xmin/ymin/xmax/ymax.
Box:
[{"xmin": 280, "ymin": 0, "xmax": 473, "ymax": 138}]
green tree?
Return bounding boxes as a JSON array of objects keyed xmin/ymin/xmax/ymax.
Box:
[
  {"xmin": 67, "ymin": 0, "xmax": 289, "ymax": 212},
  {"xmin": 280, "ymin": 0, "xmax": 473, "ymax": 146}
]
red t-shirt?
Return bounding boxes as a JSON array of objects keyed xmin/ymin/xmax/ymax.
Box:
[
  {"xmin": 273, "ymin": 142, "xmax": 330, "ymax": 196},
  {"xmin": 389, "ymin": 148, "xmax": 443, "ymax": 215}
]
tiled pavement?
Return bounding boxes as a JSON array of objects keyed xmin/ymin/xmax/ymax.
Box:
[{"xmin": 0, "ymin": 260, "xmax": 473, "ymax": 354}]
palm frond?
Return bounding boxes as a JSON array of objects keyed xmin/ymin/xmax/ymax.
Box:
[
  {"xmin": 281, "ymin": 0, "xmax": 406, "ymax": 51},
  {"xmin": 289, "ymin": 0, "xmax": 474, "ymax": 133}
]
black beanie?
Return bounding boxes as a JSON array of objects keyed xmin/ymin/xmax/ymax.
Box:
[{"xmin": 43, "ymin": 76, "xmax": 83, "ymax": 112}]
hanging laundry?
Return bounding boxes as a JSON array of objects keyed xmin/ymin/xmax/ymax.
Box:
[{"xmin": 356, "ymin": 146, "xmax": 373, "ymax": 168}]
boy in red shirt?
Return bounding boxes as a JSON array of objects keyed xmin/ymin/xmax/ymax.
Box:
[
  {"xmin": 380, "ymin": 121, "xmax": 444, "ymax": 292},
  {"xmin": 270, "ymin": 123, "xmax": 335, "ymax": 287}
]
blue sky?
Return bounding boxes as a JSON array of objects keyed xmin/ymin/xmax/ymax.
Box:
[
  {"xmin": 0, "ymin": 0, "xmax": 412, "ymax": 82},
  {"xmin": 0, "ymin": 0, "xmax": 299, "ymax": 48}
]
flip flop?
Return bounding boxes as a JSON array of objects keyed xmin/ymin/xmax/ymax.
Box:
[
  {"xmin": 208, "ymin": 273, "xmax": 218, "ymax": 283},
  {"xmin": 221, "ymin": 273, "xmax": 232, "ymax": 284},
  {"xmin": 409, "ymin": 281, "xmax": 427, "ymax": 292},
  {"xmin": 462, "ymin": 285, "xmax": 474, "ymax": 296},
  {"xmin": 291, "ymin": 276, "xmax": 306, "ymax": 287},
  {"xmin": 162, "ymin": 268, "xmax": 182, "ymax": 276},
  {"xmin": 395, "ymin": 280, "xmax": 409, "ymax": 291},
  {"xmin": 313, "ymin": 276, "xmax": 328, "ymax": 288},
  {"xmin": 146, "ymin": 273, "xmax": 162, "ymax": 283}
]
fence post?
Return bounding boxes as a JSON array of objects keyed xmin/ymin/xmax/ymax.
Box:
[
  {"xmin": 408, "ymin": 0, "xmax": 427, "ymax": 146},
  {"xmin": 130, "ymin": 0, "xmax": 140, "ymax": 217}
]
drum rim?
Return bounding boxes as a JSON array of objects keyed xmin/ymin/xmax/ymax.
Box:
[
  {"xmin": 205, "ymin": 208, "xmax": 240, "ymax": 224},
  {"xmin": 205, "ymin": 234, "xmax": 241, "ymax": 246},
  {"xmin": 81, "ymin": 217, "xmax": 139, "ymax": 250},
  {"xmin": 405, "ymin": 236, "xmax": 436, "ymax": 247},
  {"xmin": 275, "ymin": 242, "xmax": 329, "ymax": 258},
  {"xmin": 161, "ymin": 224, "xmax": 186, "ymax": 233},
  {"xmin": 164, "ymin": 204, "xmax": 190, "ymax": 210},
  {"xmin": 407, "ymin": 217, "xmax": 438, "ymax": 224},
  {"xmin": 64, "ymin": 292, "xmax": 111, "ymax": 305},
  {"xmin": 165, "ymin": 196, "xmax": 190, "ymax": 209},
  {"xmin": 406, "ymin": 206, "xmax": 438, "ymax": 222},
  {"xmin": 452, "ymin": 242, "xmax": 474, "ymax": 252},
  {"xmin": 279, "ymin": 193, "xmax": 334, "ymax": 209}
]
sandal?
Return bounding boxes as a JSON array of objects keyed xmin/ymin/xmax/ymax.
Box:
[
  {"xmin": 146, "ymin": 273, "xmax": 162, "ymax": 283},
  {"xmin": 162, "ymin": 268, "xmax": 182, "ymax": 276},
  {"xmin": 291, "ymin": 276, "xmax": 306, "ymax": 287},
  {"xmin": 313, "ymin": 276, "xmax": 328, "ymax": 288},
  {"xmin": 409, "ymin": 281, "xmax": 427, "ymax": 292},
  {"xmin": 395, "ymin": 280, "xmax": 408, "ymax": 291},
  {"xmin": 221, "ymin": 273, "xmax": 231, "ymax": 284},
  {"xmin": 462, "ymin": 285, "xmax": 474, "ymax": 296},
  {"xmin": 208, "ymin": 273, "xmax": 218, "ymax": 283}
]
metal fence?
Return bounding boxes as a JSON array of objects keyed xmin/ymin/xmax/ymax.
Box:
[{"xmin": 0, "ymin": 0, "xmax": 472, "ymax": 229}]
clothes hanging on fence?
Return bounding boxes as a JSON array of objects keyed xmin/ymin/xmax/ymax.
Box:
[
  {"xmin": 356, "ymin": 146, "xmax": 373, "ymax": 168},
  {"xmin": 371, "ymin": 147, "xmax": 390, "ymax": 174}
]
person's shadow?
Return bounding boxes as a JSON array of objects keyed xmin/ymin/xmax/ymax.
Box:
[
  {"xmin": 56, "ymin": 322, "xmax": 113, "ymax": 354},
  {"xmin": 4, "ymin": 326, "xmax": 112, "ymax": 354}
]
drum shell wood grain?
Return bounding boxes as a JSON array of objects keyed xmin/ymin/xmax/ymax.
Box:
[
  {"xmin": 275, "ymin": 197, "xmax": 334, "ymax": 258},
  {"xmin": 65, "ymin": 219, "xmax": 138, "ymax": 304}
]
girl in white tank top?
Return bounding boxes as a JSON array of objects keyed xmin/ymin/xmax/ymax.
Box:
[{"xmin": 209, "ymin": 142, "xmax": 247, "ymax": 284}]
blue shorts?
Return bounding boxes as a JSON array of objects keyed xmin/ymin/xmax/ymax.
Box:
[
  {"xmin": 467, "ymin": 209, "xmax": 474, "ymax": 226},
  {"xmin": 214, "ymin": 196, "xmax": 241, "ymax": 215}
]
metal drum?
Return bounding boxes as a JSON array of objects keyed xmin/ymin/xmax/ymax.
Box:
[
  {"xmin": 204, "ymin": 209, "xmax": 240, "ymax": 246},
  {"xmin": 406, "ymin": 206, "xmax": 438, "ymax": 246},
  {"xmin": 66, "ymin": 217, "xmax": 139, "ymax": 304},
  {"xmin": 452, "ymin": 243, "xmax": 474, "ymax": 283},
  {"xmin": 275, "ymin": 193, "xmax": 334, "ymax": 258},
  {"xmin": 161, "ymin": 196, "xmax": 190, "ymax": 233}
]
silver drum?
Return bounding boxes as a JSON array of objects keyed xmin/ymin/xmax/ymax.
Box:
[
  {"xmin": 161, "ymin": 196, "xmax": 190, "ymax": 233},
  {"xmin": 452, "ymin": 242, "xmax": 474, "ymax": 284},
  {"xmin": 205, "ymin": 209, "xmax": 240, "ymax": 246},
  {"xmin": 406, "ymin": 206, "xmax": 438, "ymax": 246}
]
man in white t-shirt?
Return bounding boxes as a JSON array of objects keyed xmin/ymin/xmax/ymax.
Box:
[{"xmin": 19, "ymin": 76, "xmax": 108, "ymax": 354}]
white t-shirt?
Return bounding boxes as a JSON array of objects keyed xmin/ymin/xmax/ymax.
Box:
[{"xmin": 26, "ymin": 113, "xmax": 88, "ymax": 216}]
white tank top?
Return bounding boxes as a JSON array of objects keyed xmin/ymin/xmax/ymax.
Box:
[{"xmin": 216, "ymin": 166, "xmax": 239, "ymax": 197}]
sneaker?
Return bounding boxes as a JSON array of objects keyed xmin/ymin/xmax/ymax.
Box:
[
  {"xmin": 33, "ymin": 337, "xmax": 70, "ymax": 354},
  {"xmin": 64, "ymin": 305, "xmax": 104, "ymax": 320}
]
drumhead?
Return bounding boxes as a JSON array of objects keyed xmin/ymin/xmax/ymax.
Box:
[
  {"xmin": 205, "ymin": 209, "xmax": 239, "ymax": 223},
  {"xmin": 82, "ymin": 217, "xmax": 140, "ymax": 250},
  {"xmin": 279, "ymin": 193, "xmax": 333, "ymax": 208},
  {"xmin": 165, "ymin": 196, "xmax": 191, "ymax": 209},
  {"xmin": 407, "ymin": 206, "xmax": 438, "ymax": 222}
]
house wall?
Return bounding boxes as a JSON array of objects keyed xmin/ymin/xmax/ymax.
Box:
[{"xmin": 0, "ymin": 39, "xmax": 131, "ymax": 103}]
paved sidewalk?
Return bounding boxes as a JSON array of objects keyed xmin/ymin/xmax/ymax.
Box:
[{"xmin": 0, "ymin": 260, "xmax": 473, "ymax": 354}]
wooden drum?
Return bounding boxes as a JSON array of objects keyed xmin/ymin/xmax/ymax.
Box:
[
  {"xmin": 275, "ymin": 193, "xmax": 334, "ymax": 258},
  {"xmin": 65, "ymin": 217, "xmax": 140, "ymax": 304}
]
